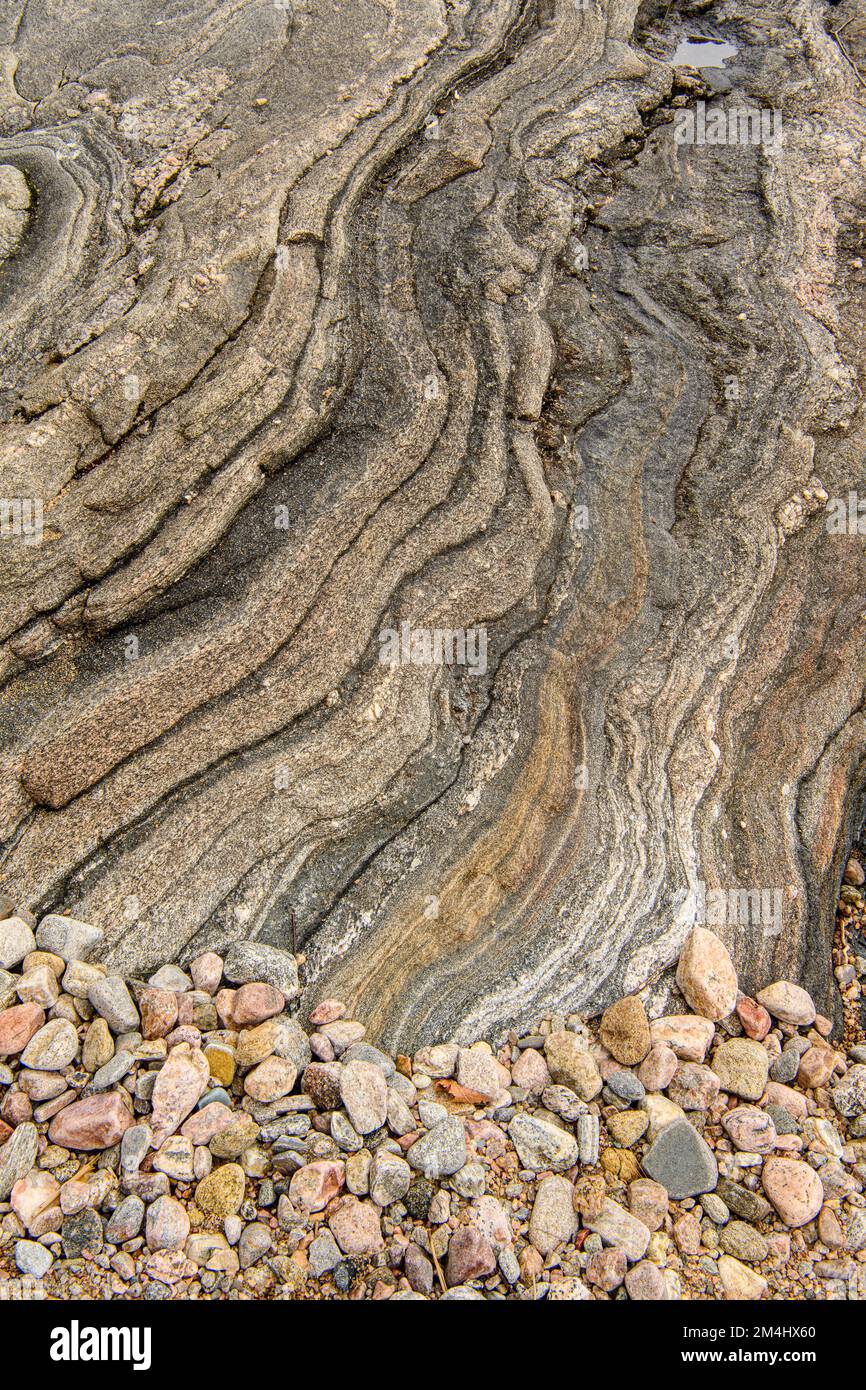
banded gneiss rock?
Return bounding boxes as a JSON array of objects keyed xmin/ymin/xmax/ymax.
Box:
[{"xmin": 1, "ymin": 0, "xmax": 865, "ymax": 1046}]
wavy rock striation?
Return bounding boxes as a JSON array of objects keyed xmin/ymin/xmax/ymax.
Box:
[{"xmin": 1, "ymin": 0, "xmax": 865, "ymax": 1046}]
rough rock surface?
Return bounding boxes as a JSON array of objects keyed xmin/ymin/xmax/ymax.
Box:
[{"xmin": 0, "ymin": 0, "xmax": 864, "ymax": 1047}]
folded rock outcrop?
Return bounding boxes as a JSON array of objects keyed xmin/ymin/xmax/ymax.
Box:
[{"xmin": 1, "ymin": 0, "xmax": 865, "ymax": 1046}]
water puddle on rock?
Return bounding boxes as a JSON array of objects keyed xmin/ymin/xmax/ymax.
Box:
[{"xmin": 671, "ymin": 38, "xmax": 738, "ymax": 69}]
